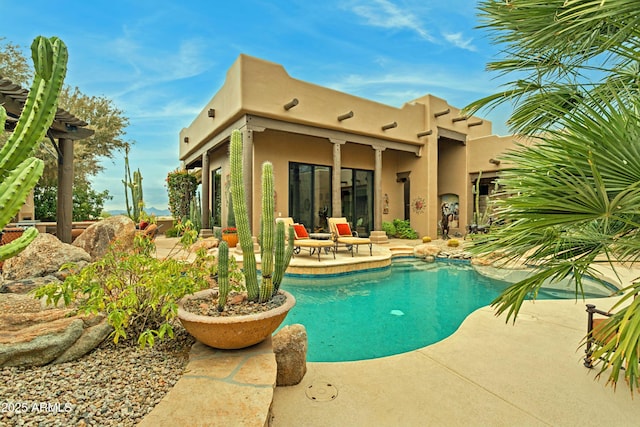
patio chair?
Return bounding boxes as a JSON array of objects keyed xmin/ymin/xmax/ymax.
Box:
[
  {"xmin": 328, "ymin": 217, "xmax": 372, "ymax": 256},
  {"xmin": 276, "ymin": 218, "xmax": 335, "ymax": 261}
]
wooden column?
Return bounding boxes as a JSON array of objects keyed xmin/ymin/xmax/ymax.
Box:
[
  {"xmin": 373, "ymin": 145, "xmax": 386, "ymax": 231},
  {"xmin": 57, "ymin": 138, "xmax": 73, "ymax": 243},
  {"xmin": 201, "ymin": 151, "xmax": 211, "ymax": 229},
  {"xmin": 330, "ymin": 139, "xmax": 345, "ymax": 217}
]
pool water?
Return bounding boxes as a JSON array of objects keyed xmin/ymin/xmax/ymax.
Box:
[{"xmin": 279, "ymin": 259, "xmax": 614, "ymax": 362}]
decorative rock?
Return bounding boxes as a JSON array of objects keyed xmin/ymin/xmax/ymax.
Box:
[
  {"xmin": 0, "ymin": 317, "xmax": 85, "ymax": 367},
  {"xmin": 413, "ymin": 244, "xmax": 441, "ymax": 257},
  {"xmin": 0, "ymin": 275, "xmax": 61, "ymax": 294},
  {"xmin": 72, "ymin": 215, "xmax": 137, "ymax": 261},
  {"xmin": 53, "ymin": 318, "xmax": 113, "ymax": 364},
  {"xmin": 190, "ymin": 237, "xmax": 219, "ymax": 252},
  {"xmin": 272, "ymin": 324, "xmax": 307, "ymax": 386},
  {"xmin": 2, "ymin": 233, "xmax": 90, "ymax": 281},
  {"xmin": 0, "ymin": 295, "xmax": 113, "ymax": 368}
]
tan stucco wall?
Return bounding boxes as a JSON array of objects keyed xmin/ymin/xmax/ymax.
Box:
[{"xmin": 467, "ymin": 134, "xmax": 518, "ymax": 173}]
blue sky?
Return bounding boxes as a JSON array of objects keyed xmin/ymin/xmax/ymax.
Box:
[{"xmin": 2, "ymin": 0, "xmax": 511, "ymax": 212}]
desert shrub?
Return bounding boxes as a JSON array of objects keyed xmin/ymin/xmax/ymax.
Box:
[
  {"xmin": 393, "ymin": 219, "xmax": 419, "ymax": 239},
  {"xmin": 164, "ymin": 227, "xmax": 179, "ymax": 237},
  {"xmin": 382, "ymin": 221, "xmax": 396, "ymax": 237},
  {"xmin": 34, "ymin": 232, "xmax": 224, "ymax": 348}
]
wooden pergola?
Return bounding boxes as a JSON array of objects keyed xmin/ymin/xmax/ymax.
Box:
[{"xmin": 1, "ymin": 77, "xmax": 94, "ymax": 243}]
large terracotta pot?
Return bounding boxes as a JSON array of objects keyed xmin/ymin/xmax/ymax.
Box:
[
  {"xmin": 177, "ymin": 289, "xmax": 296, "ymax": 349},
  {"xmin": 221, "ymin": 233, "xmax": 238, "ymax": 248}
]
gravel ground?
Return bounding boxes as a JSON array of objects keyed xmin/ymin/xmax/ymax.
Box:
[{"xmin": 0, "ymin": 325, "xmax": 194, "ymax": 427}]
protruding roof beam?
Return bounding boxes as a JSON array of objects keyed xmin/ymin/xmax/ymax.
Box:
[
  {"xmin": 434, "ymin": 108, "xmax": 450, "ymax": 117},
  {"xmin": 284, "ymin": 98, "xmax": 299, "ymax": 110},
  {"xmin": 337, "ymin": 111, "xmax": 354, "ymax": 121}
]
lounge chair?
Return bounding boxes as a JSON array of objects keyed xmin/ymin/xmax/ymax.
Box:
[
  {"xmin": 328, "ymin": 217, "xmax": 372, "ymax": 256},
  {"xmin": 276, "ymin": 218, "xmax": 335, "ymax": 261}
]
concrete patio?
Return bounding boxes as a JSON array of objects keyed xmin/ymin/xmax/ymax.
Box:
[{"xmin": 270, "ymin": 293, "xmax": 637, "ymax": 426}]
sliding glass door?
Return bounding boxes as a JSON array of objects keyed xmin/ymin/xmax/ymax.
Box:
[
  {"xmin": 341, "ymin": 168, "xmax": 373, "ymax": 236},
  {"xmin": 288, "ymin": 163, "xmax": 332, "ymax": 232},
  {"xmin": 211, "ymin": 168, "xmax": 222, "ymax": 227}
]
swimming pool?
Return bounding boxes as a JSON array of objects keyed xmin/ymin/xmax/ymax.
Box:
[{"xmin": 279, "ymin": 258, "xmax": 615, "ymax": 362}]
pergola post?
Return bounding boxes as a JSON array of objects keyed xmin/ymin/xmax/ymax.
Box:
[{"xmin": 57, "ymin": 138, "xmax": 74, "ymax": 243}]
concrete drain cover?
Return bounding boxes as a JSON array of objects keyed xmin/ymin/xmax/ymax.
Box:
[{"xmin": 305, "ymin": 381, "xmax": 338, "ymax": 401}]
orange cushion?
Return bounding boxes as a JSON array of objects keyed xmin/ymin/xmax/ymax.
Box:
[
  {"xmin": 293, "ymin": 224, "xmax": 309, "ymax": 239},
  {"xmin": 336, "ymin": 223, "xmax": 351, "ymax": 236}
]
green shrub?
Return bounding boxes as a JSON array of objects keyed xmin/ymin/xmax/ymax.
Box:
[
  {"xmin": 382, "ymin": 221, "xmax": 396, "ymax": 237},
  {"xmin": 164, "ymin": 227, "xmax": 179, "ymax": 237},
  {"xmin": 34, "ymin": 231, "xmax": 224, "ymax": 348},
  {"xmin": 393, "ymin": 219, "xmax": 419, "ymax": 239}
]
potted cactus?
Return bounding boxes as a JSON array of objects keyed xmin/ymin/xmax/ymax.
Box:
[
  {"xmin": 0, "ymin": 36, "xmax": 67, "ymax": 263},
  {"xmin": 177, "ymin": 129, "xmax": 296, "ymax": 349}
]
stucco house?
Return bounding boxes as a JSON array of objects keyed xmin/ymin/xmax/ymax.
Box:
[{"xmin": 179, "ymin": 54, "xmax": 517, "ymax": 239}]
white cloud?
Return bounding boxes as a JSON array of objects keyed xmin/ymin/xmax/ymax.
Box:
[
  {"xmin": 326, "ymin": 69, "xmax": 495, "ymax": 103},
  {"xmin": 349, "ymin": 0, "xmax": 435, "ymax": 42},
  {"xmin": 347, "ymin": 0, "xmax": 477, "ymax": 51},
  {"xmin": 443, "ymin": 32, "xmax": 476, "ymax": 52},
  {"xmin": 106, "ymin": 36, "xmax": 213, "ymax": 98}
]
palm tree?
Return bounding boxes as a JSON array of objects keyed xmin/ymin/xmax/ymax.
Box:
[{"xmin": 465, "ymin": 0, "xmax": 640, "ymax": 392}]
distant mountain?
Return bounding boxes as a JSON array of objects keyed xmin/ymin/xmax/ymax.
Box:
[{"xmin": 108, "ymin": 207, "xmax": 171, "ymax": 217}]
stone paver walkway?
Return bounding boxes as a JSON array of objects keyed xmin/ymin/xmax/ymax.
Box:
[{"xmin": 139, "ymin": 339, "xmax": 276, "ymax": 427}]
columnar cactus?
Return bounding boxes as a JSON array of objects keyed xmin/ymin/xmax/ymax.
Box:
[
  {"xmin": 0, "ymin": 36, "xmax": 67, "ymax": 261},
  {"xmin": 123, "ymin": 147, "xmax": 144, "ymax": 222},
  {"xmin": 259, "ymin": 162, "xmax": 275, "ymax": 301},
  {"xmin": 216, "ymin": 240, "xmax": 229, "ymax": 311},
  {"xmin": 229, "ymin": 129, "xmax": 293, "ymax": 303},
  {"xmin": 189, "ymin": 193, "xmax": 202, "ymax": 233}
]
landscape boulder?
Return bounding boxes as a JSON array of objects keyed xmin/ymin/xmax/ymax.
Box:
[
  {"xmin": 0, "ymin": 295, "xmax": 112, "ymax": 368},
  {"xmin": 2, "ymin": 233, "xmax": 90, "ymax": 281},
  {"xmin": 0, "ymin": 275, "xmax": 61, "ymax": 295},
  {"xmin": 72, "ymin": 215, "xmax": 137, "ymax": 261},
  {"xmin": 190, "ymin": 237, "xmax": 220, "ymax": 252},
  {"xmin": 273, "ymin": 324, "xmax": 308, "ymax": 386},
  {"xmin": 413, "ymin": 244, "xmax": 441, "ymax": 258}
]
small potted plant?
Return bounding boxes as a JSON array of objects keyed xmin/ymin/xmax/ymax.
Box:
[
  {"xmin": 221, "ymin": 225, "xmax": 238, "ymax": 248},
  {"xmin": 177, "ymin": 129, "xmax": 296, "ymax": 349}
]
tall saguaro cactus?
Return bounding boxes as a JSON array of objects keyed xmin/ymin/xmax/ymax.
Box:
[
  {"xmin": 0, "ymin": 36, "xmax": 67, "ymax": 261},
  {"xmin": 122, "ymin": 146, "xmax": 144, "ymax": 223},
  {"xmin": 229, "ymin": 129, "xmax": 293, "ymax": 303}
]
